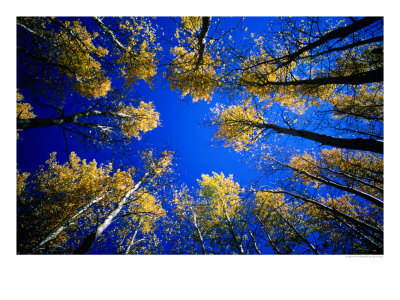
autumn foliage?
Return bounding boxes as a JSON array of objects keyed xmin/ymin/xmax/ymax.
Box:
[{"xmin": 17, "ymin": 17, "xmax": 383, "ymax": 254}]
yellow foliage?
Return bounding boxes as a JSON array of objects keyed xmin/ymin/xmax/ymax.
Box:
[
  {"xmin": 17, "ymin": 170, "xmax": 30, "ymax": 204},
  {"xmin": 198, "ymin": 172, "xmax": 243, "ymax": 219},
  {"xmin": 131, "ymin": 190, "xmax": 166, "ymax": 234},
  {"xmin": 181, "ymin": 17, "xmax": 202, "ymax": 32},
  {"xmin": 211, "ymin": 104, "xmax": 265, "ymax": 151},
  {"xmin": 327, "ymin": 83, "xmax": 383, "ymax": 120},
  {"xmin": 142, "ymin": 149, "xmax": 174, "ymax": 178},
  {"xmin": 168, "ymin": 45, "xmax": 220, "ymax": 102},
  {"xmin": 51, "ymin": 19, "xmax": 112, "ymax": 99},
  {"xmin": 116, "ymin": 18, "xmax": 160, "ymax": 87},
  {"xmin": 17, "ymin": 91, "xmax": 36, "ymax": 120},
  {"xmin": 118, "ymin": 101, "xmax": 160, "ymax": 140},
  {"xmin": 289, "ymin": 149, "xmax": 383, "ymax": 199},
  {"xmin": 17, "ymin": 90, "xmax": 36, "ymax": 139}
]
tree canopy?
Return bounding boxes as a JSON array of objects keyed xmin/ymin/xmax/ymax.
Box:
[{"xmin": 17, "ymin": 16, "xmax": 383, "ymax": 255}]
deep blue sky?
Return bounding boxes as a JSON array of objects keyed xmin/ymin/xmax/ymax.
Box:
[{"xmin": 17, "ymin": 17, "xmax": 271, "ymax": 189}]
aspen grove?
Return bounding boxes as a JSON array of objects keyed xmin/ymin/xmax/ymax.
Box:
[{"xmin": 17, "ymin": 17, "xmax": 383, "ymax": 254}]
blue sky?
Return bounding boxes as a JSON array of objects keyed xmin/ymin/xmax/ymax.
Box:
[
  {"xmin": 17, "ymin": 17, "xmax": 267, "ymax": 190},
  {"xmin": 17, "ymin": 76, "xmax": 258, "ymax": 190}
]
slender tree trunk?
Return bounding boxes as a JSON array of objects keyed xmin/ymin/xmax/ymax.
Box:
[
  {"xmin": 17, "ymin": 109, "xmax": 109, "ymax": 129},
  {"xmin": 190, "ymin": 205, "xmax": 207, "ymax": 254},
  {"xmin": 31, "ymin": 196, "xmax": 103, "ymax": 253},
  {"xmin": 74, "ymin": 173, "xmax": 149, "ymax": 254},
  {"xmin": 250, "ymin": 121, "xmax": 383, "ymax": 154},
  {"xmin": 246, "ymin": 225, "xmax": 262, "ymax": 254},
  {"xmin": 255, "ymin": 215, "xmax": 281, "ymax": 254},
  {"xmin": 124, "ymin": 218, "xmax": 142, "ymax": 254},
  {"xmin": 339, "ymin": 219, "xmax": 383, "ymax": 253},
  {"xmin": 242, "ymin": 67, "xmax": 383, "ymax": 87},
  {"xmin": 273, "ymin": 208, "xmax": 321, "ymax": 254},
  {"xmin": 92, "ymin": 17, "xmax": 127, "ymax": 52},
  {"xmin": 267, "ymin": 190, "xmax": 383, "ymax": 236},
  {"xmin": 273, "ymin": 158, "xmax": 383, "ymax": 208},
  {"xmin": 223, "ymin": 210, "xmax": 244, "ymax": 254},
  {"xmin": 194, "ymin": 17, "xmax": 211, "ymax": 71},
  {"xmin": 273, "ymin": 17, "xmax": 382, "ymax": 69},
  {"xmin": 310, "ymin": 160, "xmax": 383, "ymax": 193}
]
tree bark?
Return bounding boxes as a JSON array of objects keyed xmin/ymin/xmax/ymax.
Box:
[
  {"xmin": 246, "ymin": 225, "xmax": 262, "ymax": 254},
  {"xmin": 194, "ymin": 17, "xmax": 211, "ymax": 71},
  {"xmin": 255, "ymin": 215, "xmax": 281, "ymax": 254},
  {"xmin": 223, "ymin": 210, "xmax": 244, "ymax": 254},
  {"xmin": 190, "ymin": 205, "xmax": 207, "ymax": 254},
  {"xmin": 31, "ymin": 196, "xmax": 103, "ymax": 253},
  {"xmin": 73, "ymin": 173, "xmax": 148, "ymax": 254},
  {"xmin": 266, "ymin": 190, "xmax": 383, "ymax": 235},
  {"xmin": 92, "ymin": 17, "xmax": 127, "ymax": 52},
  {"xmin": 273, "ymin": 208, "xmax": 321, "ymax": 254},
  {"xmin": 124, "ymin": 218, "xmax": 142, "ymax": 254},
  {"xmin": 17, "ymin": 109, "xmax": 109, "ymax": 129},
  {"xmin": 252, "ymin": 121, "xmax": 383, "ymax": 154},
  {"xmin": 273, "ymin": 158, "xmax": 384, "ymax": 208},
  {"xmin": 241, "ymin": 67, "xmax": 383, "ymax": 87},
  {"xmin": 273, "ymin": 17, "xmax": 382, "ymax": 69}
]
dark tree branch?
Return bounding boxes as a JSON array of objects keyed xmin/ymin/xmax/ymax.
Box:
[
  {"xmin": 243, "ymin": 120, "xmax": 384, "ymax": 154},
  {"xmin": 194, "ymin": 17, "xmax": 211, "ymax": 71},
  {"xmin": 241, "ymin": 67, "xmax": 383, "ymax": 87}
]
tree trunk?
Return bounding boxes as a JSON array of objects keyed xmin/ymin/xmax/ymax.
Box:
[
  {"xmin": 124, "ymin": 218, "xmax": 142, "ymax": 254},
  {"xmin": 273, "ymin": 158, "xmax": 384, "ymax": 208},
  {"xmin": 274, "ymin": 17, "xmax": 382, "ymax": 69},
  {"xmin": 73, "ymin": 173, "xmax": 148, "ymax": 254},
  {"xmin": 31, "ymin": 196, "xmax": 103, "ymax": 253},
  {"xmin": 241, "ymin": 67, "xmax": 383, "ymax": 87},
  {"xmin": 246, "ymin": 225, "xmax": 262, "ymax": 254},
  {"xmin": 190, "ymin": 205, "xmax": 207, "ymax": 254},
  {"xmin": 92, "ymin": 17, "xmax": 127, "ymax": 52},
  {"xmin": 194, "ymin": 17, "xmax": 211, "ymax": 71},
  {"xmin": 254, "ymin": 122, "xmax": 383, "ymax": 154},
  {"xmin": 267, "ymin": 190, "xmax": 383, "ymax": 235},
  {"xmin": 273, "ymin": 208, "xmax": 321, "ymax": 254},
  {"xmin": 17, "ymin": 109, "xmax": 109, "ymax": 129},
  {"xmin": 223, "ymin": 210, "xmax": 244, "ymax": 254},
  {"xmin": 255, "ymin": 215, "xmax": 281, "ymax": 254}
]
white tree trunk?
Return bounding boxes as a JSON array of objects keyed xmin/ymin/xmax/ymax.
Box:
[
  {"xmin": 223, "ymin": 210, "xmax": 244, "ymax": 254},
  {"xmin": 32, "ymin": 196, "xmax": 103, "ymax": 253},
  {"xmin": 95, "ymin": 174, "xmax": 148, "ymax": 239},
  {"xmin": 190, "ymin": 205, "xmax": 207, "ymax": 254},
  {"xmin": 124, "ymin": 218, "xmax": 142, "ymax": 254}
]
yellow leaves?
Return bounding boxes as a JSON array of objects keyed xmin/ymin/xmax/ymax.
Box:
[
  {"xmin": 168, "ymin": 45, "xmax": 220, "ymax": 102},
  {"xmin": 115, "ymin": 18, "xmax": 160, "ymax": 87},
  {"xmin": 289, "ymin": 149, "xmax": 383, "ymax": 199},
  {"xmin": 73, "ymin": 76, "xmax": 111, "ymax": 99},
  {"xmin": 131, "ymin": 190, "xmax": 166, "ymax": 234},
  {"xmin": 198, "ymin": 172, "xmax": 243, "ymax": 219},
  {"xmin": 118, "ymin": 101, "xmax": 160, "ymax": 140},
  {"xmin": 254, "ymin": 190, "xmax": 285, "ymax": 216},
  {"xmin": 289, "ymin": 152, "xmax": 320, "ymax": 187},
  {"xmin": 110, "ymin": 168, "xmax": 135, "ymax": 196},
  {"xmin": 49, "ymin": 19, "xmax": 112, "ymax": 100},
  {"xmin": 17, "ymin": 91, "xmax": 36, "ymax": 120},
  {"xmin": 40, "ymin": 152, "xmax": 113, "ymax": 204},
  {"xmin": 328, "ymin": 83, "xmax": 383, "ymax": 121},
  {"xmin": 167, "ymin": 18, "xmax": 221, "ymax": 103},
  {"xmin": 211, "ymin": 104, "xmax": 265, "ymax": 152},
  {"xmin": 17, "ymin": 90, "xmax": 36, "ymax": 139},
  {"xmin": 181, "ymin": 17, "xmax": 202, "ymax": 32},
  {"xmin": 17, "ymin": 170, "xmax": 30, "ymax": 204},
  {"xmin": 116, "ymin": 46, "xmax": 157, "ymax": 87},
  {"xmin": 142, "ymin": 149, "xmax": 174, "ymax": 178}
]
